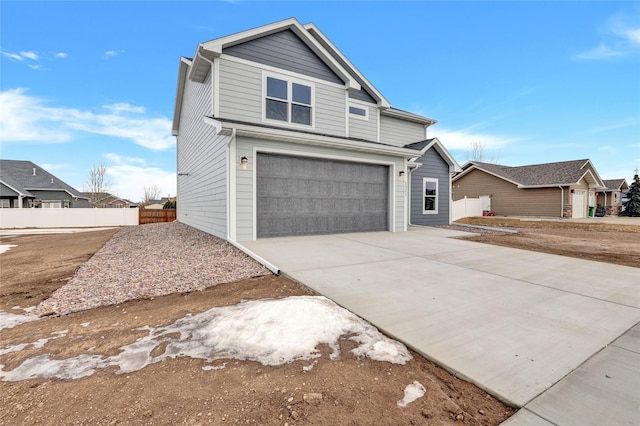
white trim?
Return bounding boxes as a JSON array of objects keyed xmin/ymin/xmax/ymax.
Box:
[
  {"xmin": 422, "ymin": 177, "xmax": 438, "ymax": 215},
  {"xmin": 228, "ymin": 129, "xmax": 237, "ymax": 241},
  {"xmin": 261, "ymin": 70, "xmax": 316, "ymax": 130},
  {"xmin": 213, "ymin": 57, "xmax": 220, "ymax": 117},
  {"xmin": 344, "ymin": 90, "xmax": 350, "ymax": 137},
  {"xmin": 348, "ymin": 101, "xmax": 369, "ymax": 121}
]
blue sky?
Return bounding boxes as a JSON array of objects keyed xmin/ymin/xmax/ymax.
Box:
[{"xmin": 1, "ymin": 1, "xmax": 639, "ymax": 201}]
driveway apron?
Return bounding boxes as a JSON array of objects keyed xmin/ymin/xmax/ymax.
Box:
[{"xmin": 241, "ymin": 227, "xmax": 640, "ymax": 424}]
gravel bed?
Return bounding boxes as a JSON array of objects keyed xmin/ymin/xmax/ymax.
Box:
[{"xmin": 36, "ymin": 222, "xmax": 271, "ymax": 316}]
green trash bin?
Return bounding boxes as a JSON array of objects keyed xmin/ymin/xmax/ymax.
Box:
[{"xmin": 589, "ymin": 206, "xmax": 594, "ymax": 217}]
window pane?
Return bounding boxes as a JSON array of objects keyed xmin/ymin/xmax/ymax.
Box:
[
  {"xmin": 292, "ymin": 83, "xmax": 311, "ymax": 105},
  {"xmin": 424, "ymin": 197, "xmax": 436, "ymax": 211},
  {"xmin": 267, "ymin": 77, "xmax": 287, "ymax": 100},
  {"xmin": 425, "ymin": 181, "xmax": 437, "ymax": 196},
  {"xmin": 266, "ymin": 99, "xmax": 288, "ymax": 121},
  {"xmin": 292, "ymin": 104, "xmax": 311, "ymax": 125},
  {"xmin": 349, "ymin": 106, "xmax": 367, "ymax": 116}
]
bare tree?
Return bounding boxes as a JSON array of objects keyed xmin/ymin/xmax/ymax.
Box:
[
  {"xmin": 466, "ymin": 141, "xmax": 498, "ymax": 163},
  {"xmin": 84, "ymin": 162, "xmax": 111, "ymax": 207},
  {"xmin": 141, "ymin": 185, "xmax": 162, "ymax": 206}
]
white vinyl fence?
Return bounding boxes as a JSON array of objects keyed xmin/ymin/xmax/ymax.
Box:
[
  {"xmin": 0, "ymin": 208, "xmax": 139, "ymax": 229},
  {"xmin": 452, "ymin": 197, "xmax": 483, "ymax": 221}
]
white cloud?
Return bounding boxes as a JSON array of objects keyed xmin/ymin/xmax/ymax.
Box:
[
  {"xmin": 103, "ymin": 153, "xmax": 146, "ymax": 165},
  {"xmin": 28, "ymin": 64, "xmax": 43, "ymax": 70},
  {"xmin": 1, "ymin": 51, "xmax": 24, "ymax": 61},
  {"xmin": 55, "ymin": 52, "xmax": 68, "ymax": 59},
  {"xmin": 0, "ymin": 88, "xmax": 174, "ymax": 151},
  {"xmin": 575, "ymin": 11, "xmax": 640, "ymax": 60},
  {"xmin": 20, "ymin": 51, "xmax": 39, "ymax": 60},
  {"xmin": 104, "ymin": 50, "xmax": 119, "ymax": 58},
  {"xmin": 107, "ymin": 163, "xmax": 176, "ymax": 201},
  {"xmin": 428, "ymin": 127, "xmax": 519, "ymax": 151}
]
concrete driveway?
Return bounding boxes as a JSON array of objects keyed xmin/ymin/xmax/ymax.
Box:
[{"xmin": 242, "ymin": 226, "xmax": 640, "ymax": 425}]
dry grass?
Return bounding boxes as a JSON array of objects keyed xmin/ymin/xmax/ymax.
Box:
[{"xmin": 456, "ymin": 217, "xmax": 640, "ymax": 233}]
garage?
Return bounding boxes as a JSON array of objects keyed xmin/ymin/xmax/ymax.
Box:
[{"xmin": 256, "ymin": 153, "xmax": 389, "ymax": 238}]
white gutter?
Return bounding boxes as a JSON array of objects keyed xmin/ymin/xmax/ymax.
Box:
[
  {"xmin": 226, "ymin": 238, "xmax": 280, "ymax": 275},
  {"xmin": 196, "ymin": 47, "xmax": 215, "ymax": 116}
]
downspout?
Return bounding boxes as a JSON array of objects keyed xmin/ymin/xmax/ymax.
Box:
[{"xmin": 558, "ymin": 186, "xmax": 564, "ymax": 217}]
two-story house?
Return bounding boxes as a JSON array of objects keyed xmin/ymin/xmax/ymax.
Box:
[{"xmin": 173, "ymin": 18, "xmax": 460, "ymax": 241}]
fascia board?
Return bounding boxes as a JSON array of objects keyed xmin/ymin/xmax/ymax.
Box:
[
  {"xmin": 453, "ymin": 165, "xmax": 522, "ymax": 187},
  {"xmin": 0, "ymin": 179, "xmax": 30, "ymax": 197},
  {"xmin": 381, "ymin": 108, "xmax": 437, "ymax": 126},
  {"xmin": 227, "ymin": 122, "xmax": 419, "ymax": 158},
  {"xmin": 303, "ymin": 23, "xmax": 390, "ymax": 108},
  {"xmin": 26, "ymin": 188, "xmax": 90, "ymax": 200},
  {"xmin": 421, "ymin": 137, "xmax": 462, "ymax": 172},
  {"xmin": 172, "ymin": 58, "xmax": 191, "ymax": 136},
  {"xmin": 580, "ymin": 160, "xmax": 606, "ymax": 187}
]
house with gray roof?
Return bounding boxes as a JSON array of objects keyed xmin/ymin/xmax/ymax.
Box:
[
  {"xmin": 452, "ymin": 159, "xmax": 606, "ymax": 218},
  {"xmin": 0, "ymin": 160, "xmax": 89, "ymax": 208},
  {"xmin": 173, "ymin": 18, "xmax": 460, "ymax": 240},
  {"xmin": 596, "ymin": 179, "xmax": 629, "ymax": 216}
]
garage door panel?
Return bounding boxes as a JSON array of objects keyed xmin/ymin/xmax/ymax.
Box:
[{"xmin": 257, "ymin": 154, "xmax": 389, "ymax": 238}]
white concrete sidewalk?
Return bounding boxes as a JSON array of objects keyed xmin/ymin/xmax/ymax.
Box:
[{"xmin": 242, "ymin": 227, "xmax": 640, "ymax": 424}]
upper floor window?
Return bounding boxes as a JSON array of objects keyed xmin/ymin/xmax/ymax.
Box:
[
  {"xmin": 264, "ymin": 74, "xmax": 313, "ymax": 127},
  {"xmin": 348, "ymin": 103, "xmax": 368, "ymax": 120},
  {"xmin": 423, "ymin": 178, "xmax": 438, "ymax": 214}
]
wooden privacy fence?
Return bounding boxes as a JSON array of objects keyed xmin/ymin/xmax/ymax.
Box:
[{"xmin": 139, "ymin": 209, "xmax": 177, "ymax": 224}]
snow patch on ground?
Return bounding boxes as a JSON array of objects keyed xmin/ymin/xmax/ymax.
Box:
[
  {"xmin": 0, "ymin": 311, "xmax": 39, "ymax": 330},
  {"xmin": 0, "ymin": 296, "xmax": 412, "ymax": 382},
  {"xmin": 397, "ymin": 381, "xmax": 426, "ymax": 407},
  {"xmin": 0, "ymin": 244, "xmax": 17, "ymax": 254}
]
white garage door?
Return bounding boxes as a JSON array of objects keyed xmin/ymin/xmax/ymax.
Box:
[{"xmin": 256, "ymin": 154, "xmax": 389, "ymax": 238}]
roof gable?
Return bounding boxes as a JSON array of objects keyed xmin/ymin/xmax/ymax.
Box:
[
  {"xmin": 0, "ymin": 159, "xmax": 88, "ymax": 199},
  {"xmin": 454, "ymin": 159, "xmax": 606, "ymax": 188},
  {"xmin": 602, "ymin": 179, "xmax": 629, "ymax": 191},
  {"xmin": 405, "ymin": 138, "xmax": 461, "ymax": 172}
]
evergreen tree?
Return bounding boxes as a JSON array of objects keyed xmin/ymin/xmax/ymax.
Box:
[{"xmin": 620, "ymin": 170, "xmax": 640, "ymax": 217}]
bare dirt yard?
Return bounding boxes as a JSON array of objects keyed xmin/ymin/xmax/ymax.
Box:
[
  {"xmin": 1, "ymin": 225, "xmax": 514, "ymax": 426},
  {"xmin": 453, "ymin": 217, "xmax": 640, "ymax": 268}
]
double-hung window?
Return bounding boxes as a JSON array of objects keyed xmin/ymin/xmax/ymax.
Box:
[
  {"xmin": 423, "ymin": 178, "xmax": 438, "ymax": 214},
  {"xmin": 265, "ymin": 75, "xmax": 313, "ymax": 126}
]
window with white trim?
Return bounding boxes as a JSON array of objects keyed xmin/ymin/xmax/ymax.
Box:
[
  {"xmin": 423, "ymin": 178, "xmax": 438, "ymax": 214},
  {"xmin": 348, "ymin": 104, "xmax": 368, "ymax": 120},
  {"xmin": 264, "ymin": 75, "xmax": 313, "ymax": 126}
]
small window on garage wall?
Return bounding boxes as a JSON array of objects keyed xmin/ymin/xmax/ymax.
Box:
[{"xmin": 423, "ymin": 178, "xmax": 438, "ymax": 214}]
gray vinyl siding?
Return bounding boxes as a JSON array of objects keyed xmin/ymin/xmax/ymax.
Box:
[
  {"xmin": 233, "ymin": 135, "xmax": 405, "ymax": 241},
  {"xmin": 380, "ymin": 116, "xmax": 426, "ymax": 147},
  {"xmin": 453, "ymin": 169, "xmax": 562, "ymax": 217},
  {"xmin": 410, "ymin": 149, "xmax": 451, "ymax": 226},
  {"xmin": 218, "ymin": 57, "xmax": 346, "ymax": 137},
  {"xmin": 348, "ymin": 104, "xmax": 378, "ymax": 141},
  {"xmin": 27, "ymin": 190, "xmax": 89, "ymax": 207},
  {"xmin": 176, "ymin": 69, "xmax": 228, "ymax": 239},
  {"xmin": 349, "ymin": 88, "xmax": 376, "ymax": 104},
  {"xmin": 0, "ymin": 183, "xmax": 19, "ymax": 197},
  {"xmin": 224, "ymin": 29, "xmax": 343, "ymax": 84}
]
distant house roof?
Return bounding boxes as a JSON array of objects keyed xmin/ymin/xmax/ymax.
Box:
[
  {"xmin": 454, "ymin": 159, "xmax": 606, "ymax": 189},
  {"xmin": 602, "ymin": 179, "xmax": 629, "ymax": 191},
  {"xmin": 0, "ymin": 159, "xmax": 88, "ymax": 199},
  {"xmin": 81, "ymin": 192, "xmax": 139, "ymax": 206}
]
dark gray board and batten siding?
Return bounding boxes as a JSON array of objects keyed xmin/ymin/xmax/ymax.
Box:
[
  {"xmin": 256, "ymin": 153, "xmax": 389, "ymax": 238},
  {"xmin": 410, "ymin": 149, "xmax": 451, "ymax": 226}
]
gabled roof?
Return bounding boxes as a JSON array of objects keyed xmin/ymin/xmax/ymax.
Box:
[
  {"xmin": 602, "ymin": 179, "xmax": 629, "ymax": 191},
  {"xmin": 405, "ymin": 138, "xmax": 462, "ymax": 172},
  {"xmin": 81, "ymin": 192, "xmax": 139, "ymax": 206},
  {"xmin": 0, "ymin": 160, "xmax": 88, "ymax": 199},
  {"xmin": 453, "ymin": 159, "xmax": 606, "ymax": 189},
  {"xmin": 193, "ymin": 18, "xmax": 360, "ymax": 92}
]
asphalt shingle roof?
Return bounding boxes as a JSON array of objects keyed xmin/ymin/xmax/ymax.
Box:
[
  {"xmin": 602, "ymin": 179, "xmax": 627, "ymax": 191},
  {"xmin": 465, "ymin": 159, "xmax": 602, "ymax": 187},
  {"xmin": 0, "ymin": 159, "xmax": 87, "ymax": 198}
]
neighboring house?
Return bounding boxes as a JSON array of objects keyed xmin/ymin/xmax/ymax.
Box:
[
  {"xmin": 596, "ymin": 179, "xmax": 628, "ymax": 216},
  {"xmin": 144, "ymin": 197, "xmax": 175, "ymax": 210},
  {"xmin": 0, "ymin": 159, "xmax": 89, "ymax": 208},
  {"xmin": 173, "ymin": 18, "xmax": 460, "ymax": 241},
  {"xmin": 452, "ymin": 159, "xmax": 606, "ymax": 218},
  {"xmin": 82, "ymin": 192, "xmax": 139, "ymax": 208}
]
